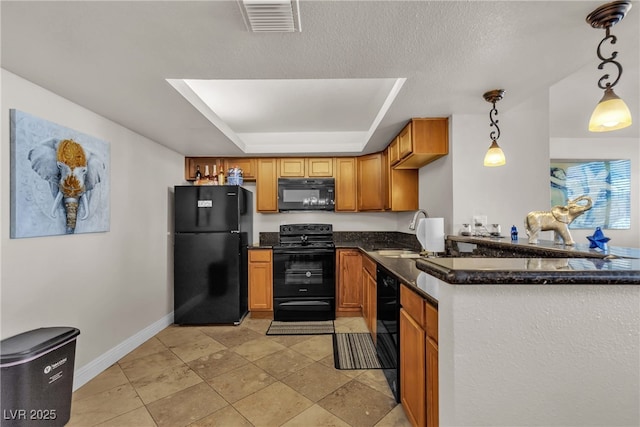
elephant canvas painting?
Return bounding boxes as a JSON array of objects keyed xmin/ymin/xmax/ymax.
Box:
[{"xmin": 10, "ymin": 109, "xmax": 110, "ymax": 238}]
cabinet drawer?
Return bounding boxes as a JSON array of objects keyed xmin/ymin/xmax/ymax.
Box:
[
  {"xmin": 362, "ymin": 254, "xmax": 377, "ymax": 278},
  {"xmin": 425, "ymin": 302, "xmax": 438, "ymax": 343},
  {"xmin": 400, "ymin": 284, "xmax": 425, "ymax": 328},
  {"xmin": 249, "ymin": 249, "xmax": 272, "ymax": 262}
]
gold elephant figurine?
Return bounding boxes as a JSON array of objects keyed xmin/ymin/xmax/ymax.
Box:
[{"xmin": 525, "ymin": 196, "xmax": 592, "ymax": 245}]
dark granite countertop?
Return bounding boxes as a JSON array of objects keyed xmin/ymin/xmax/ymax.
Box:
[
  {"xmin": 449, "ymin": 235, "xmax": 640, "ymax": 259},
  {"xmin": 330, "ymin": 238, "xmax": 433, "ymax": 302},
  {"xmin": 363, "ymin": 250, "xmax": 438, "ymax": 306},
  {"xmin": 250, "ymin": 241, "xmax": 411, "ymax": 250},
  {"xmin": 257, "ymin": 230, "xmax": 422, "ymax": 252},
  {"xmin": 416, "ymin": 257, "xmax": 640, "ymax": 285},
  {"xmin": 335, "ymin": 241, "xmax": 415, "ymax": 251},
  {"xmin": 253, "ymin": 232, "xmax": 640, "ymax": 305}
]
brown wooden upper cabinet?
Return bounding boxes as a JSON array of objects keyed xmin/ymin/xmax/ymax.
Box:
[
  {"xmin": 357, "ymin": 153, "xmax": 385, "ymax": 211},
  {"xmin": 386, "ymin": 149, "xmax": 418, "ymax": 211},
  {"xmin": 278, "ymin": 158, "xmax": 306, "ymax": 177},
  {"xmin": 335, "ymin": 157, "xmax": 357, "ymax": 212},
  {"xmin": 256, "ymin": 158, "xmax": 278, "ymax": 213},
  {"xmin": 278, "ymin": 158, "xmax": 334, "ymax": 177},
  {"xmin": 223, "ymin": 158, "xmax": 256, "ymax": 180},
  {"xmin": 391, "ymin": 118, "xmax": 449, "ymax": 169},
  {"xmin": 358, "ymin": 152, "xmax": 418, "ymax": 212},
  {"xmin": 397, "ymin": 123, "xmax": 413, "ymax": 159},
  {"xmin": 182, "ymin": 116, "xmax": 445, "ymax": 213},
  {"xmin": 184, "ymin": 157, "xmax": 256, "ymax": 182},
  {"xmin": 388, "ymin": 136, "xmax": 400, "ymax": 166},
  {"xmin": 184, "ymin": 157, "xmax": 225, "ymax": 181},
  {"xmin": 307, "ymin": 158, "xmax": 334, "ymax": 177}
]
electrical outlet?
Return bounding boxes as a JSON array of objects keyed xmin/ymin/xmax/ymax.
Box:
[{"xmin": 473, "ymin": 215, "xmax": 487, "ymax": 228}]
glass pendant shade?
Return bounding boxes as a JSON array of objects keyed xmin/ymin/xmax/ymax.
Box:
[
  {"xmin": 588, "ymin": 87, "xmax": 633, "ymax": 132},
  {"xmin": 483, "ymin": 140, "xmax": 506, "ymax": 167}
]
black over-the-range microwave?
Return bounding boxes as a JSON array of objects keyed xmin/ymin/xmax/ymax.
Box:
[{"xmin": 277, "ymin": 178, "xmax": 335, "ymax": 212}]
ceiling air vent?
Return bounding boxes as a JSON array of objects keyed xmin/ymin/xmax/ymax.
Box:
[{"xmin": 238, "ymin": 0, "xmax": 301, "ymax": 32}]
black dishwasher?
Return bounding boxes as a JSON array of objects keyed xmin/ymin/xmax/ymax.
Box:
[{"xmin": 377, "ymin": 266, "xmax": 400, "ymax": 402}]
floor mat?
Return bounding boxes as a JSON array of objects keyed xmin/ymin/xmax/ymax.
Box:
[
  {"xmin": 333, "ymin": 333, "xmax": 394, "ymax": 370},
  {"xmin": 266, "ymin": 320, "xmax": 335, "ymax": 335}
]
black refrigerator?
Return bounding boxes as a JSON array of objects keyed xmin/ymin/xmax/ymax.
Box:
[{"xmin": 174, "ymin": 185, "xmax": 253, "ymax": 325}]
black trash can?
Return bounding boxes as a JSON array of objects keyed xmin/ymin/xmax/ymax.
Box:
[{"xmin": 1, "ymin": 327, "xmax": 80, "ymax": 427}]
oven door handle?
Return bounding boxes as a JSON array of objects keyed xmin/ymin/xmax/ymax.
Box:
[{"xmin": 273, "ymin": 249, "xmax": 335, "ymax": 255}]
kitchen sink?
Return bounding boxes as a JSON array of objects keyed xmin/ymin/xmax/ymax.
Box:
[{"xmin": 375, "ymin": 249, "xmax": 421, "ymax": 258}]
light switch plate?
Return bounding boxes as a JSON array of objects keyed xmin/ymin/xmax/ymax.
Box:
[{"xmin": 473, "ymin": 215, "xmax": 487, "ymax": 228}]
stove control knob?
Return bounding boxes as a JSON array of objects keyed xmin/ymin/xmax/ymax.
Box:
[{"xmin": 305, "ymin": 271, "xmax": 312, "ymax": 278}]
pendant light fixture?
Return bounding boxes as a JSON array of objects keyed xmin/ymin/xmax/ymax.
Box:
[
  {"xmin": 586, "ymin": 1, "xmax": 633, "ymax": 132},
  {"xmin": 483, "ymin": 89, "xmax": 506, "ymax": 167}
]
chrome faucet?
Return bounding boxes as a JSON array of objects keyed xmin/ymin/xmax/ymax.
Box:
[{"xmin": 408, "ymin": 209, "xmax": 429, "ymax": 230}]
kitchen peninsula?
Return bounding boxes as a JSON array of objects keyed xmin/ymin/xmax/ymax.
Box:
[{"xmin": 366, "ymin": 237, "xmax": 640, "ymax": 427}]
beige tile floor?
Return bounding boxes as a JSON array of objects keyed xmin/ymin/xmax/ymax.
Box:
[{"xmin": 69, "ymin": 317, "xmax": 411, "ymax": 427}]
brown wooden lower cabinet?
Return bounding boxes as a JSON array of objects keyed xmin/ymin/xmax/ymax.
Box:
[
  {"xmin": 362, "ymin": 271, "xmax": 371, "ymax": 329},
  {"xmin": 248, "ymin": 249, "xmax": 273, "ymax": 317},
  {"xmin": 400, "ymin": 308, "xmax": 426, "ymax": 426},
  {"xmin": 365, "ymin": 272, "xmax": 377, "ymax": 339},
  {"xmin": 400, "ymin": 284, "xmax": 438, "ymax": 427},
  {"xmin": 362, "ymin": 255, "xmax": 377, "ymax": 339},
  {"xmin": 336, "ymin": 249, "xmax": 363, "ymax": 315},
  {"xmin": 425, "ymin": 301, "xmax": 439, "ymax": 426},
  {"xmin": 426, "ymin": 336, "xmax": 439, "ymax": 427}
]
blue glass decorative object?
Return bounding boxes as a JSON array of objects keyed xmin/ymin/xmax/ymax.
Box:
[{"xmin": 587, "ymin": 227, "xmax": 610, "ymax": 250}]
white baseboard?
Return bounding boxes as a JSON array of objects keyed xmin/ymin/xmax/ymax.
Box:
[{"xmin": 72, "ymin": 312, "xmax": 174, "ymax": 390}]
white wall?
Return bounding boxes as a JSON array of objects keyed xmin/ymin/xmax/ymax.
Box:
[
  {"xmin": 1, "ymin": 70, "xmax": 184, "ymax": 386},
  {"xmin": 421, "ymin": 92, "xmax": 551, "ymax": 239},
  {"xmin": 418, "ymin": 132, "xmax": 454, "ymax": 233},
  {"xmin": 550, "ymin": 137, "xmax": 640, "ymax": 248},
  {"xmin": 439, "ymin": 279, "xmax": 640, "ymax": 426}
]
